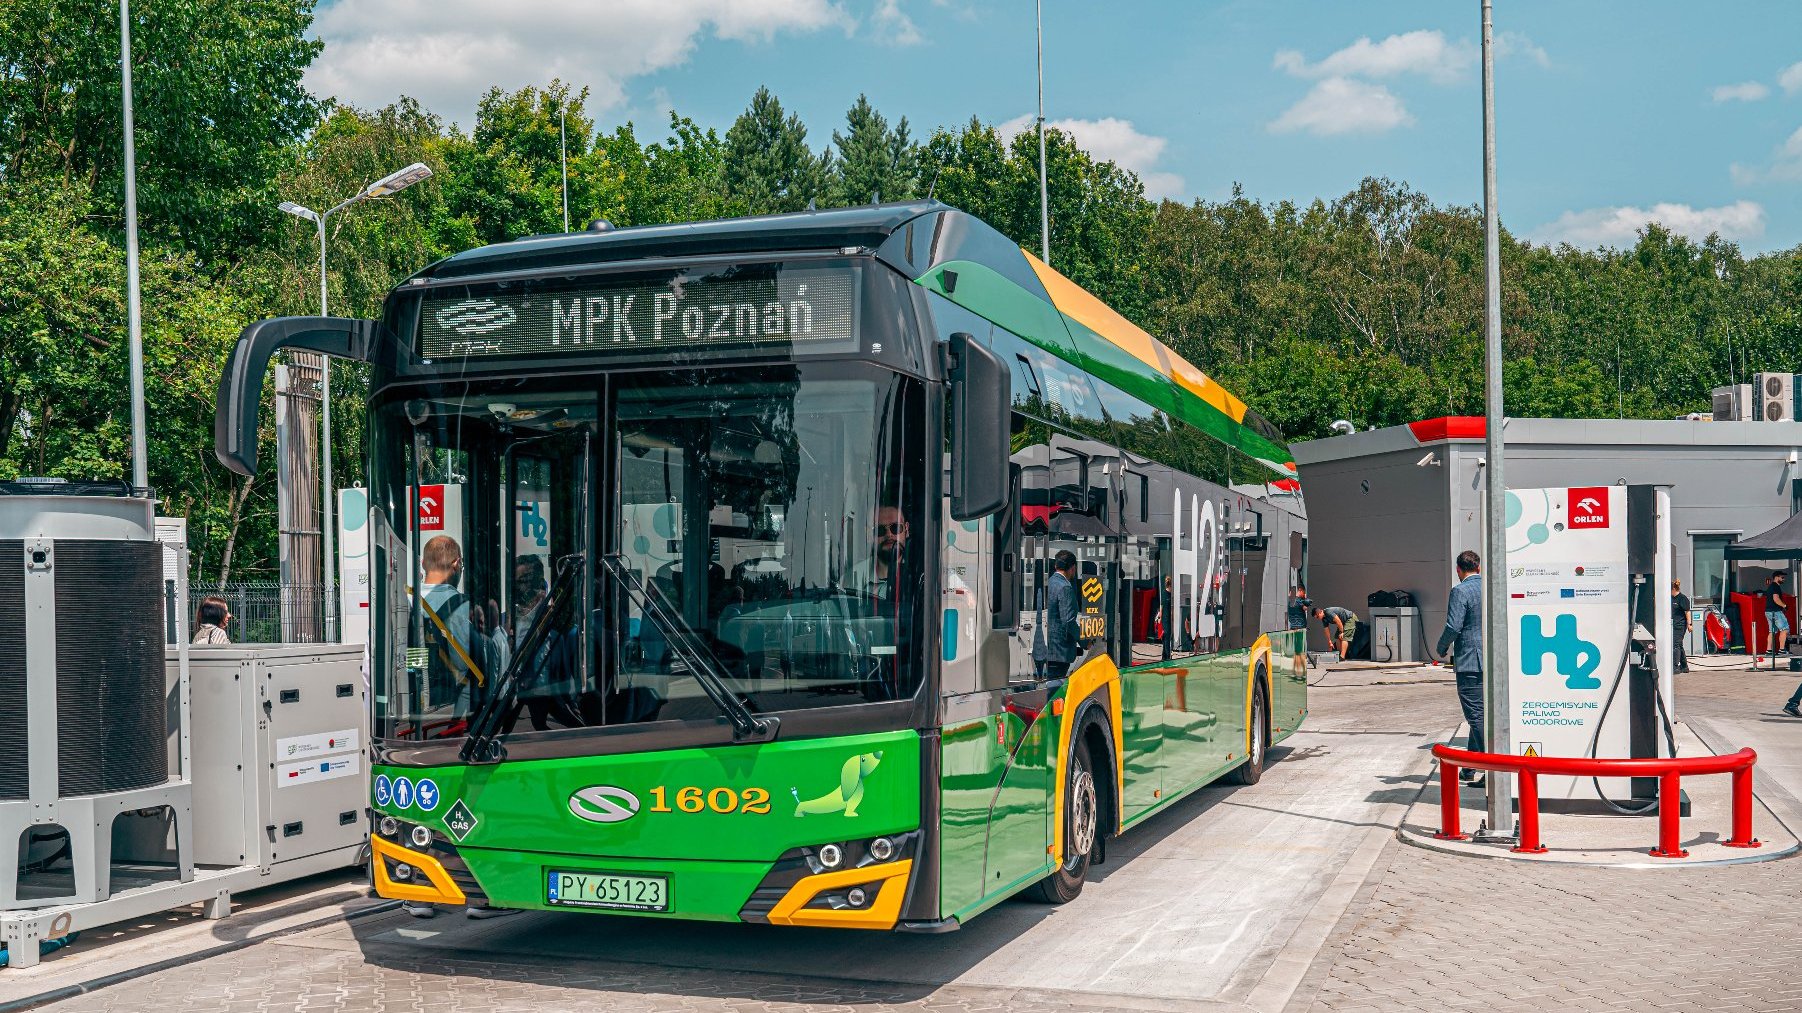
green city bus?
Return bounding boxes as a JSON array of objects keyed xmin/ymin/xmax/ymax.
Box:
[{"xmin": 214, "ymin": 200, "xmax": 1308, "ymax": 931}]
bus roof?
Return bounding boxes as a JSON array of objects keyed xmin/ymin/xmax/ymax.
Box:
[{"xmin": 407, "ymin": 201, "xmax": 1294, "ymax": 473}]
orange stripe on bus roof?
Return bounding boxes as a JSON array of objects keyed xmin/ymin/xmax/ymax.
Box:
[{"xmin": 1022, "ymin": 250, "xmax": 1247, "ymax": 423}]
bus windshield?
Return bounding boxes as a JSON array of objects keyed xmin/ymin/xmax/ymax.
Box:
[{"xmin": 370, "ymin": 362, "xmax": 929, "ymax": 743}]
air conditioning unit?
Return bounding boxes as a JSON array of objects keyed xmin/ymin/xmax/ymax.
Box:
[
  {"xmin": 1754, "ymin": 372, "xmax": 1797, "ymax": 423},
  {"xmin": 1712, "ymin": 384, "xmax": 1753, "ymax": 421}
]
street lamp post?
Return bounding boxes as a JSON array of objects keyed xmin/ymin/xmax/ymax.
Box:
[
  {"xmin": 279, "ymin": 161, "xmax": 432, "ymax": 642},
  {"xmin": 120, "ymin": 0, "xmax": 146, "ymax": 493},
  {"xmin": 1036, "ymin": 0, "xmax": 1050, "ymax": 265},
  {"xmin": 1480, "ymin": 0, "xmax": 1514, "ymax": 838}
]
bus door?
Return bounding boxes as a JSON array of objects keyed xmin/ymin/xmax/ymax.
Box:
[{"xmin": 497, "ymin": 412, "xmax": 595, "ymax": 733}]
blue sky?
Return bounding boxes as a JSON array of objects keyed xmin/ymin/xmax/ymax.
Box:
[{"xmin": 309, "ymin": 1, "xmax": 1802, "ymax": 252}]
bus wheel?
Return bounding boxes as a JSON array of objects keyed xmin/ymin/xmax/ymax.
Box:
[
  {"xmin": 1030, "ymin": 744, "xmax": 1097, "ymax": 904},
  {"xmin": 1231, "ymin": 675, "xmax": 1268, "ymax": 786}
]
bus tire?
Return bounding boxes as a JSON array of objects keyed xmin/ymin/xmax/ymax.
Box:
[
  {"xmin": 1029, "ymin": 740, "xmax": 1098, "ymax": 904},
  {"xmin": 1230, "ymin": 673, "xmax": 1268, "ymax": 786}
]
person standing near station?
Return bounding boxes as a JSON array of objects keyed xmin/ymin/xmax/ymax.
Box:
[
  {"xmin": 1762, "ymin": 572, "xmax": 1789, "ymax": 669},
  {"xmin": 1671, "ymin": 579, "xmax": 1692, "ymax": 674},
  {"xmin": 1034, "ymin": 550, "xmax": 1080, "ymax": 680},
  {"xmin": 1287, "ymin": 583, "xmax": 1313, "ymax": 633},
  {"xmin": 1437, "ymin": 550, "xmax": 1486, "ymax": 784}
]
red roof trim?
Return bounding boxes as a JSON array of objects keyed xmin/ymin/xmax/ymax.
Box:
[{"xmin": 1408, "ymin": 417, "xmax": 1486, "ymax": 443}]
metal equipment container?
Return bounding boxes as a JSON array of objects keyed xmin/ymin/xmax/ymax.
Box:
[{"xmin": 0, "ymin": 479, "xmax": 194, "ymax": 910}]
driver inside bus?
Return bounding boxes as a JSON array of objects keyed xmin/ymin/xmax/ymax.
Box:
[{"xmin": 856, "ymin": 504, "xmax": 915, "ymax": 697}]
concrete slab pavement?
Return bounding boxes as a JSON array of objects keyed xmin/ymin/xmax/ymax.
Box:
[{"xmin": 27, "ymin": 673, "xmax": 1455, "ymax": 1013}]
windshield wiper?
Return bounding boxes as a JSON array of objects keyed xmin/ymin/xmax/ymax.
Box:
[
  {"xmin": 461, "ymin": 554, "xmax": 585, "ymax": 763},
  {"xmin": 598, "ymin": 554, "xmax": 776, "ymax": 743}
]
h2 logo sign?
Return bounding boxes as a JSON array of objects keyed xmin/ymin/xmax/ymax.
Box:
[{"xmin": 1520, "ymin": 614, "xmax": 1602, "ymax": 689}]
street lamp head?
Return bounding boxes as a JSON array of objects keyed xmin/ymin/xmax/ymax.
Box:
[
  {"xmin": 278, "ymin": 200, "xmax": 318, "ymax": 222},
  {"xmin": 364, "ymin": 162, "xmax": 433, "ymax": 198}
]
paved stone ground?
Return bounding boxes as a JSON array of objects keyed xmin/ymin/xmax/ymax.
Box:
[
  {"xmin": 1291, "ymin": 663, "xmax": 1802, "ymax": 1013},
  {"xmin": 25, "ymin": 664, "xmax": 1802, "ymax": 1013}
]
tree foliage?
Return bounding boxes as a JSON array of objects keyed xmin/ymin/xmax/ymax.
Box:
[{"xmin": 4, "ymin": 41, "xmax": 1800, "ymax": 582}]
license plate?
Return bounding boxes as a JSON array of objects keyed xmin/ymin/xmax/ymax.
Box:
[{"xmin": 545, "ymin": 870, "xmax": 669, "ymax": 912}]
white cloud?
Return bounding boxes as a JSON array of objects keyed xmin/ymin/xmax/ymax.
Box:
[
  {"xmin": 1267, "ymin": 77, "xmax": 1413, "ymax": 137},
  {"xmin": 872, "ymin": 0, "xmax": 922, "ymax": 45},
  {"xmin": 1532, "ymin": 201, "xmax": 1766, "ymax": 248},
  {"xmin": 1273, "ymin": 30, "xmax": 1475, "ymax": 84},
  {"xmin": 1494, "ymin": 31, "xmax": 1550, "ymax": 68},
  {"xmin": 1781, "ymin": 61, "xmax": 1802, "ymax": 96},
  {"xmin": 997, "ymin": 114, "xmax": 1186, "ymax": 199},
  {"xmin": 306, "ymin": 0, "xmax": 854, "ymax": 126},
  {"xmin": 1713, "ymin": 81, "xmax": 1771, "ymax": 103},
  {"xmin": 1731, "ymin": 126, "xmax": 1802, "ymax": 184}
]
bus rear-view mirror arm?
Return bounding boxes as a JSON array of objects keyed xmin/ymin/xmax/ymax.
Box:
[
  {"xmin": 947, "ymin": 331, "xmax": 1010, "ymax": 521},
  {"xmin": 214, "ymin": 316, "xmax": 384, "ymax": 477}
]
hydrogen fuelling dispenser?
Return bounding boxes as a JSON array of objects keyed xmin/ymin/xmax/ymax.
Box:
[{"xmin": 1504, "ymin": 484, "xmax": 1678, "ymax": 814}]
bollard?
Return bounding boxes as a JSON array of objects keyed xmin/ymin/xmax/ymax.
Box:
[
  {"xmin": 1435, "ymin": 759, "xmax": 1468, "ymax": 841},
  {"xmin": 1512, "ymin": 770, "xmax": 1547, "ymax": 854},
  {"xmin": 1649, "ymin": 770, "xmax": 1688, "ymax": 858},
  {"xmin": 1724, "ymin": 764, "xmax": 1761, "ymax": 849}
]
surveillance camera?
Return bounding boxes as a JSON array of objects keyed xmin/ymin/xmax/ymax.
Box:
[{"xmin": 1415, "ymin": 452, "xmax": 1441, "ymax": 468}]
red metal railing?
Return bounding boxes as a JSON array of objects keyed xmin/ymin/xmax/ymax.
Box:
[{"xmin": 1431, "ymin": 744, "xmax": 1760, "ymax": 858}]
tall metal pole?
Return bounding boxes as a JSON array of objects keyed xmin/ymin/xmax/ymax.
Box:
[
  {"xmin": 317, "ymin": 214, "xmax": 336, "ymax": 642},
  {"xmin": 560, "ymin": 105, "xmax": 570, "ymax": 233},
  {"xmin": 120, "ymin": 0, "xmax": 147, "ymax": 493},
  {"xmin": 1480, "ymin": 0, "xmax": 1513, "ymax": 837},
  {"xmin": 1036, "ymin": 0, "xmax": 1050, "ymax": 265}
]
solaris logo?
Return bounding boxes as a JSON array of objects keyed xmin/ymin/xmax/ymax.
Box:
[{"xmin": 1520, "ymin": 614, "xmax": 1602, "ymax": 690}]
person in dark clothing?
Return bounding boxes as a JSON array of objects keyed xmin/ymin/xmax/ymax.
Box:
[
  {"xmin": 1671, "ymin": 579, "xmax": 1692, "ymax": 674},
  {"xmin": 1761, "ymin": 572, "xmax": 1790, "ymax": 669},
  {"xmin": 1034, "ymin": 550, "xmax": 1080, "ymax": 680},
  {"xmin": 1287, "ymin": 584, "xmax": 1313, "ymax": 632},
  {"xmin": 1437, "ymin": 550, "xmax": 1486, "ymax": 785}
]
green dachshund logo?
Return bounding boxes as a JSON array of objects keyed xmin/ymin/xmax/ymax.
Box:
[{"xmin": 791, "ymin": 751, "xmax": 883, "ymax": 817}]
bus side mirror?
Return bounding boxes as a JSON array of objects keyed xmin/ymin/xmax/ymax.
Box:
[
  {"xmin": 214, "ymin": 316, "xmax": 382, "ymax": 477},
  {"xmin": 947, "ymin": 331, "xmax": 1010, "ymax": 521}
]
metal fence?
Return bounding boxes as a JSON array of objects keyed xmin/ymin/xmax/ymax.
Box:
[{"xmin": 164, "ymin": 581, "xmax": 339, "ymax": 645}]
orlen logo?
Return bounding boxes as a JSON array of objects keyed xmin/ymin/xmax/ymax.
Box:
[
  {"xmin": 568, "ymin": 785, "xmax": 641, "ymax": 824},
  {"xmin": 417, "ymin": 485, "xmax": 444, "ymax": 531},
  {"xmin": 1568, "ymin": 487, "xmax": 1610, "ymax": 529}
]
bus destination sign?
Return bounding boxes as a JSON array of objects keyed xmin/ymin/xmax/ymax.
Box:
[{"xmin": 418, "ymin": 265, "xmax": 855, "ymax": 359}]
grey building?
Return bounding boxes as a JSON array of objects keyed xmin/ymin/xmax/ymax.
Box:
[{"xmin": 1291, "ymin": 417, "xmax": 1802, "ymax": 656}]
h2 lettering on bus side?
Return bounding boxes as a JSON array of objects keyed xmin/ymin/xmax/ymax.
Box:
[{"xmin": 1172, "ymin": 491, "xmax": 1220, "ymax": 642}]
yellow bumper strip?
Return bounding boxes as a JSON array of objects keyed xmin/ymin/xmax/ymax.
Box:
[
  {"xmin": 372, "ymin": 834, "xmax": 468, "ymax": 906},
  {"xmin": 765, "ymin": 859, "xmax": 912, "ymax": 930}
]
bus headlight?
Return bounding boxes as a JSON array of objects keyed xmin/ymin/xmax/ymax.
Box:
[
  {"xmin": 379, "ymin": 816, "xmax": 399, "ymax": 837},
  {"xmin": 393, "ymin": 863, "xmax": 413, "ymax": 881},
  {"xmin": 410, "ymin": 825, "xmax": 433, "ymax": 849},
  {"xmin": 817, "ymin": 843, "xmax": 844, "ymax": 869},
  {"xmin": 846, "ymin": 887, "xmax": 867, "ymax": 907},
  {"xmin": 868, "ymin": 836, "xmax": 894, "ymax": 861}
]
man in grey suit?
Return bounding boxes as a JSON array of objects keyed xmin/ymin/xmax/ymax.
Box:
[
  {"xmin": 1437, "ymin": 549, "xmax": 1486, "ymax": 784},
  {"xmin": 1034, "ymin": 550, "xmax": 1081, "ymax": 680}
]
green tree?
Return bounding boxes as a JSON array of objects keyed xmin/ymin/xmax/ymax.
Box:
[
  {"xmin": 0, "ymin": 0, "xmax": 322, "ymax": 264},
  {"xmin": 831, "ymin": 95, "xmax": 917, "ymax": 206},
  {"xmin": 722, "ymin": 87, "xmax": 829, "ymax": 214}
]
